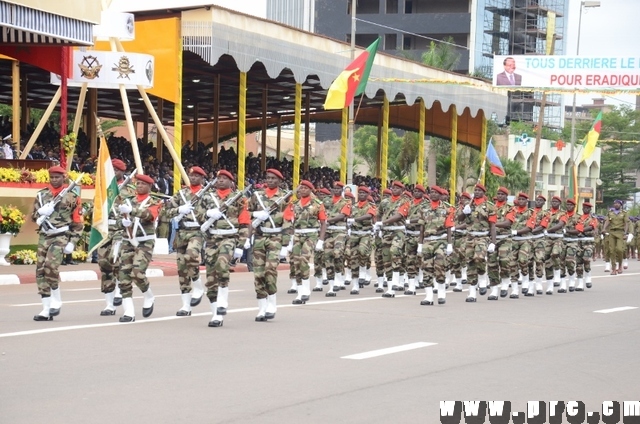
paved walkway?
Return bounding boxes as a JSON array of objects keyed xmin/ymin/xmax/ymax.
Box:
[{"xmin": 0, "ymin": 253, "xmax": 289, "ymax": 285}]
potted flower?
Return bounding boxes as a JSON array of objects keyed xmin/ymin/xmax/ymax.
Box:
[{"xmin": 0, "ymin": 205, "xmax": 26, "ymax": 266}]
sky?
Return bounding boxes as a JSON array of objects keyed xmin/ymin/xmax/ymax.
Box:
[{"xmin": 565, "ymin": 0, "xmax": 640, "ymax": 109}]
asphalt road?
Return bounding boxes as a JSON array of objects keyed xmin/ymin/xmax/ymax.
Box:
[{"xmin": 1, "ymin": 261, "xmax": 638, "ymax": 424}]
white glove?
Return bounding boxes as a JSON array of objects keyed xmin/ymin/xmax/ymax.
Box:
[
  {"xmin": 287, "ymin": 240, "xmax": 294, "ymax": 253},
  {"xmin": 178, "ymin": 204, "xmax": 193, "ymax": 215},
  {"xmin": 446, "ymin": 243, "xmax": 453, "ymax": 255},
  {"xmin": 346, "ymin": 218, "xmax": 355, "ymax": 226},
  {"xmin": 315, "ymin": 240, "xmax": 324, "ymax": 251},
  {"xmin": 462, "ymin": 204, "xmax": 472, "ymax": 215},
  {"xmin": 451, "ymin": 226, "xmax": 456, "ymax": 232},
  {"xmin": 406, "ymin": 219, "xmax": 411, "ymax": 225},
  {"xmin": 511, "ymin": 230, "xmax": 518, "ymax": 236},
  {"xmin": 206, "ymin": 208, "xmax": 223, "ymax": 220},
  {"xmin": 373, "ymin": 221, "xmax": 382, "ymax": 231},
  {"xmin": 233, "ymin": 248, "xmax": 243, "ymax": 259},
  {"xmin": 37, "ymin": 202, "xmax": 55, "ymax": 217},
  {"xmin": 122, "ymin": 218, "xmax": 132, "ymax": 227},
  {"xmin": 627, "ymin": 233, "xmax": 634, "ymax": 243},
  {"xmin": 279, "ymin": 246, "xmax": 288, "ymax": 258},
  {"xmin": 600, "ymin": 234, "xmax": 604, "ymax": 240},
  {"xmin": 487, "ymin": 243, "xmax": 496, "ymax": 253},
  {"xmin": 544, "ymin": 230, "xmax": 549, "ymax": 236},
  {"xmin": 253, "ymin": 210, "xmax": 270, "ymax": 221},
  {"xmin": 63, "ymin": 242, "xmax": 74, "ymax": 254},
  {"xmin": 243, "ymin": 238, "xmax": 251, "ymax": 250},
  {"xmin": 118, "ymin": 203, "xmax": 132, "ymax": 214},
  {"xmin": 417, "ymin": 243, "xmax": 423, "ymax": 255}
]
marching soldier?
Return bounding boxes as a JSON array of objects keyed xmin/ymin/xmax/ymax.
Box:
[
  {"xmin": 163, "ymin": 166, "xmax": 210, "ymax": 316},
  {"xmin": 311, "ymin": 187, "xmax": 332, "ymax": 291},
  {"xmin": 634, "ymin": 216, "xmax": 640, "ymax": 261},
  {"xmin": 199, "ymin": 170, "xmax": 250, "ymax": 326},
  {"xmin": 418, "ymin": 186, "xmax": 454, "ymax": 305},
  {"xmin": 403, "ymin": 184, "xmax": 426, "ymax": 295},
  {"xmin": 488, "ymin": 187, "xmax": 515, "ymax": 300},
  {"xmin": 343, "ymin": 190, "xmax": 356, "ymax": 286},
  {"xmin": 509, "ymin": 193, "xmax": 537, "ymax": 298},
  {"xmin": 540, "ymin": 196, "xmax": 565, "ymax": 294},
  {"xmin": 457, "ymin": 183, "xmax": 497, "ymax": 302},
  {"xmin": 374, "ymin": 181, "xmax": 410, "ymax": 298},
  {"xmin": 116, "ymin": 174, "xmax": 162, "ymax": 322},
  {"xmin": 558, "ymin": 199, "xmax": 580, "ymax": 292},
  {"xmin": 284, "ymin": 180, "xmax": 327, "ymax": 304},
  {"xmin": 31, "ymin": 166, "xmax": 83, "ymax": 321},
  {"xmin": 450, "ymin": 192, "xmax": 471, "ymax": 292},
  {"xmin": 527, "ymin": 195, "xmax": 547, "ymax": 295},
  {"xmin": 97, "ymin": 159, "xmax": 135, "ymax": 315},
  {"xmin": 593, "ymin": 215, "xmax": 603, "ymax": 261},
  {"xmin": 324, "ymin": 181, "xmax": 352, "ymax": 296},
  {"xmin": 374, "ymin": 188, "xmax": 392, "ymax": 292},
  {"xmin": 247, "ymin": 169, "xmax": 292, "ymax": 320},
  {"xmin": 346, "ymin": 186, "xmax": 376, "ymax": 295},
  {"xmin": 574, "ymin": 202, "xmax": 598, "ymax": 291},
  {"xmin": 602, "ymin": 199, "xmax": 630, "ymax": 275}
]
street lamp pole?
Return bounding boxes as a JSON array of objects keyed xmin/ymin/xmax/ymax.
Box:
[{"xmin": 570, "ymin": 1, "xmax": 600, "ymax": 171}]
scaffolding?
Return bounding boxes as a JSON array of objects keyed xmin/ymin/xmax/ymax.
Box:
[{"xmin": 482, "ymin": 0, "xmax": 566, "ymax": 129}]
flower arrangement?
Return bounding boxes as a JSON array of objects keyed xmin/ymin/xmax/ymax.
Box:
[
  {"xmin": 0, "ymin": 167, "xmax": 95, "ymax": 186},
  {"xmin": 61, "ymin": 132, "xmax": 77, "ymax": 156},
  {"xmin": 0, "ymin": 167, "xmax": 21, "ymax": 182},
  {"xmin": 72, "ymin": 249, "xmax": 88, "ymax": 262},
  {"xmin": 9, "ymin": 249, "xmax": 36, "ymax": 265},
  {"xmin": 0, "ymin": 205, "xmax": 26, "ymax": 235}
]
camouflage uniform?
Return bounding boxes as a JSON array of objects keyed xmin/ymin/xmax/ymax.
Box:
[
  {"xmin": 487, "ymin": 200, "xmax": 514, "ymax": 298},
  {"xmin": 347, "ymin": 195, "xmax": 376, "ymax": 294},
  {"xmin": 285, "ymin": 194, "xmax": 326, "ymax": 303},
  {"xmin": 419, "ymin": 195, "xmax": 454, "ymax": 304},
  {"xmin": 541, "ymin": 206, "xmax": 565, "ymax": 289},
  {"xmin": 527, "ymin": 206, "xmax": 547, "ymax": 294},
  {"xmin": 32, "ymin": 183, "xmax": 83, "ymax": 309},
  {"xmin": 377, "ymin": 194, "xmax": 410, "ymax": 296},
  {"xmin": 450, "ymin": 195, "xmax": 471, "ymax": 291},
  {"xmin": 459, "ymin": 194, "xmax": 496, "ymax": 301},
  {"xmin": 117, "ymin": 194, "xmax": 161, "ymax": 299},
  {"xmin": 575, "ymin": 211, "xmax": 598, "ymax": 290},
  {"xmin": 248, "ymin": 188, "xmax": 292, "ymax": 298},
  {"xmin": 509, "ymin": 203, "xmax": 537, "ymax": 297},
  {"xmin": 312, "ymin": 193, "xmax": 333, "ymax": 286},
  {"xmin": 404, "ymin": 197, "xmax": 424, "ymax": 292},
  {"xmin": 559, "ymin": 207, "xmax": 581, "ymax": 292},
  {"xmin": 199, "ymin": 187, "xmax": 250, "ymax": 314},
  {"xmin": 604, "ymin": 208, "xmax": 628, "ymax": 273},
  {"xmin": 324, "ymin": 195, "xmax": 352, "ymax": 292}
]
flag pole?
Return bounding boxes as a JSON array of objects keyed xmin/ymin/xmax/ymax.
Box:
[{"xmin": 346, "ymin": 0, "xmax": 356, "ymax": 186}]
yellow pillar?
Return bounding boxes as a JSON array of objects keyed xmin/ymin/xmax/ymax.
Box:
[
  {"xmin": 418, "ymin": 99, "xmax": 425, "ymax": 185},
  {"xmin": 293, "ymin": 83, "xmax": 302, "ymax": 190},
  {"xmin": 449, "ymin": 106, "xmax": 458, "ymax": 204},
  {"xmin": 340, "ymin": 107, "xmax": 348, "ymax": 183},
  {"xmin": 238, "ymin": 72, "xmax": 247, "ymax": 190},
  {"xmin": 173, "ymin": 35, "xmax": 183, "ymax": 194},
  {"xmin": 480, "ymin": 114, "xmax": 488, "ymax": 185},
  {"xmin": 381, "ymin": 96, "xmax": 389, "ymax": 190},
  {"xmin": 12, "ymin": 61, "xmax": 20, "ymax": 144}
]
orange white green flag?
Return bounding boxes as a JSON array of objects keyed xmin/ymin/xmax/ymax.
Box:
[
  {"xmin": 88, "ymin": 136, "xmax": 118, "ymax": 253},
  {"xmin": 323, "ymin": 38, "xmax": 380, "ymax": 110}
]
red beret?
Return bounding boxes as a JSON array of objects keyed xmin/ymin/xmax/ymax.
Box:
[
  {"xmin": 111, "ymin": 159, "xmax": 126, "ymax": 171},
  {"xmin": 517, "ymin": 192, "xmax": 529, "ymax": 199},
  {"xmin": 404, "ymin": 190, "xmax": 412, "ymax": 197},
  {"xmin": 367, "ymin": 195, "xmax": 374, "ymax": 202},
  {"xmin": 358, "ymin": 186, "xmax": 370, "ymax": 194},
  {"xmin": 217, "ymin": 169, "xmax": 235, "ymax": 181},
  {"xmin": 136, "ymin": 174, "xmax": 154, "ymax": 185},
  {"xmin": 48, "ymin": 166, "xmax": 66, "ymax": 175},
  {"xmin": 334, "ymin": 181, "xmax": 345, "ymax": 188},
  {"xmin": 475, "ymin": 183, "xmax": 486, "ymax": 192},
  {"xmin": 442, "ymin": 189, "xmax": 449, "ymax": 196},
  {"xmin": 344, "ymin": 191, "xmax": 355, "ymax": 199},
  {"xmin": 392, "ymin": 181, "xmax": 404, "ymax": 189},
  {"xmin": 566, "ymin": 199, "xmax": 576, "ymax": 205},
  {"xmin": 190, "ymin": 166, "xmax": 207, "ymax": 177},
  {"xmin": 383, "ymin": 189, "xmax": 392, "ymax": 195},
  {"xmin": 266, "ymin": 168, "xmax": 284, "ymax": 179},
  {"xmin": 583, "ymin": 202, "xmax": 593, "ymax": 207},
  {"xmin": 414, "ymin": 184, "xmax": 426, "ymax": 193},
  {"xmin": 318, "ymin": 187, "xmax": 331, "ymax": 195},
  {"xmin": 552, "ymin": 195, "xmax": 562, "ymax": 202},
  {"xmin": 460, "ymin": 192, "xmax": 472, "ymax": 200},
  {"xmin": 537, "ymin": 195, "xmax": 547, "ymax": 201},
  {"xmin": 300, "ymin": 180, "xmax": 314, "ymax": 190},
  {"xmin": 498, "ymin": 186, "xmax": 509, "ymax": 195}
]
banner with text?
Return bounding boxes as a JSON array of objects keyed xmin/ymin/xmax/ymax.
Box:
[{"xmin": 493, "ymin": 55, "xmax": 640, "ymax": 91}]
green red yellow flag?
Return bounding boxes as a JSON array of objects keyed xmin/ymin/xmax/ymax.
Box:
[
  {"xmin": 323, "ymin": 38, "xmax": 380, "ymax": 110},
  {"xmin": 579, "ymin": 111, "xmax": 602, "ymax": 163}
]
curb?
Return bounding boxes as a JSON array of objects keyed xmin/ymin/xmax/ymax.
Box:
[{"xmin": 0, "ymin": 262, "xmax": 290, "ymax": 285}]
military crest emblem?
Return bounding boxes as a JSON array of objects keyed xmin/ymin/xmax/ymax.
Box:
[
  {"xmin": 113, "ymin": 56, "xmax": 135, "ymax": 80},
  {"xmin": 78, "ymin": 55, "xmax": 103, "ymax": 80}
]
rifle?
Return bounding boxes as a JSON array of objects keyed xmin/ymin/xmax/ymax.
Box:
[
  {"xmin": 174, "ymin": 178, "xmax": 217, "ymax": 224},
  {"xmin": 251, "ymin": 190, "xmax": 293, "ymax": 229},
  {"xmin": 36, "ymin": 174, "xmax": 84, "ymax": 227},
  {"xmin": 201, "ymin": 184, "xmax": 253, "ymax": 232},
  {"xmin": 118, "ymin": 173, "xmax": 134, "ymax": 191}
]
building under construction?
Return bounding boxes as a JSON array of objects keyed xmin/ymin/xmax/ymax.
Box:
[{"xmin": 482, "ymin": 0, "xmax": 567, "ymax": 128}]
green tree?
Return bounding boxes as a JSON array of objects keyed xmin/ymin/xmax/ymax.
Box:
[
  {"xmin": 353, "ymin": 125, "xmax": 404, "ymax": 176},
  {"xmin": 483, "ymin": 158, "xmax": 530, "ymax": 195},
  {"xmin": 421, "ymin": 36, "xmax": 461, "ymax": 71}
]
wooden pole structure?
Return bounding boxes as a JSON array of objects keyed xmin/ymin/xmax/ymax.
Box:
[
  {"xmin": 276, "ymin": 116, "xmax": 282, "ymax": 160},
  {"xmin": 156, "ymin": 97, "xmax": 163, "ymax": 162},
  {"xmin": 66, "ymin": 83, "xmax": 88, "ymax": 172},
  {"xmin": 304, "ymin": 93, "xmax": 310, "ymax": 173},
  {"xmin": 340, "ymin": 107, "xmax": 348, "ymax": 183},
  {"xmin": 417, "ymin": 98, "xmax": 425, "ymax": 185},
  {"xmin": 261, "ymin": 86, "xmax": 268, "ymax": 171},
  {"xmin": 212, "ymin": 74, "xmax": 219, "ymax": 166},
  {"xmin": 20, "ymin": 69, "xmax": 28, "ymax": 134},
  {"xmin": 293, "ymin": 83, "xmax": 302, "ymax": 190},
  {"xmin": 449, "ymin": 105, "xmax": 458, "ymax": 205},
  {"xmin": 11, "ymin": 60, "xmax": 20, "ymax": 148},
  {"xmin": 88, "ymin": 88, "xmax": 98, "ymax": 157},
  {"xmin": 20, "ymin": 87, "xmax": 61, "ymax": 159},
  {"xmin": 237, "ymin": 71, "xmax": 247, "ymax": 190},
  {"xmin": 380, "ymin": 96, "xmax": 389, "ymax": 190}
]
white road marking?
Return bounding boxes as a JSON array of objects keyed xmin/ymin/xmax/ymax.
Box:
[
  {"xmin": 594, "ymin": 306, "xmax": 638, "ymax": 314},
  {"xmin": 341, "ymin": 342, "xmax": 437, "ymax": 360}
]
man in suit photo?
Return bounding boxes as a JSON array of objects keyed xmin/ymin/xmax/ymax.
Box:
[{"xmin": 496, "ymin": 57, "xmax": 522, "ymax": 86}]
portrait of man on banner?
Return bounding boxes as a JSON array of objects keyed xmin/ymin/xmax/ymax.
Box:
[{"xmin": 496, "ymin": 57, "xmax": 522, "ymax": 86}]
